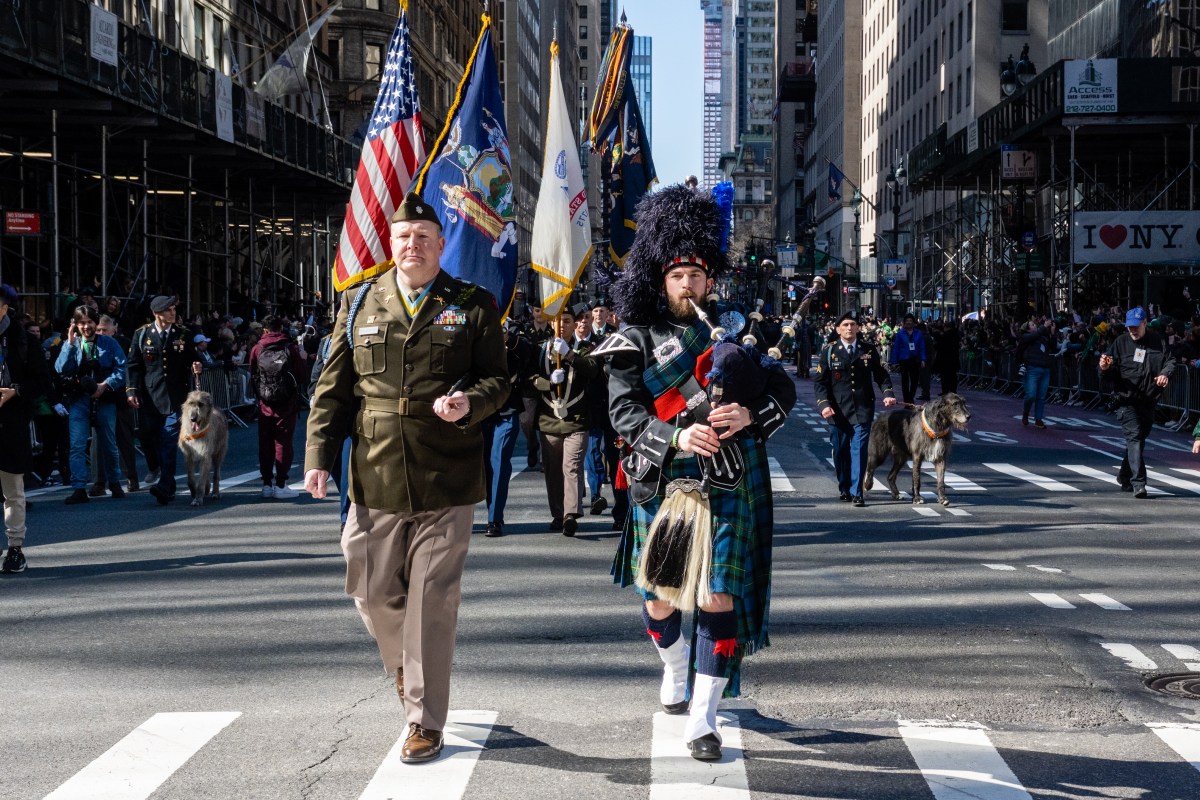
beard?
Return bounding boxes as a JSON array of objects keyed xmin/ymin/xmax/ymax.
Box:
[{"xmin": 666, "ymin": 293, "xmax": 698, "ymax": 320}]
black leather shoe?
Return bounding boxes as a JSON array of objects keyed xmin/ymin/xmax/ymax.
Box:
[
  {"xmin": 400, "ymin": 724, "xmax": 444, "ymax": 763},
  {"xmin": 485, "ymin": 522, "xmax": 504, "ymax": 537},
  {"xmin": 108, "ymin": 483, "xmax": 126, "ymax": 499},
  {"xmin": 88, "ymin": 483, "xmax": 106, "ymax": 497},
  {"xmin": 64, "ymin": 489, "xmax": 89, "ymax": 505},
  {"xmin": 548, "ymin": 518, "xmax": 563, "ymax": 532},
  {"xmin": 612, "ymin": 517, "xmax": 625, "ymax": 531},
  {"xmin": 663, "ymin": 700, "xmax": 689, "ymax": 715},
  {"xmin": 1133, "ymin": 487, "xmax": 1148, "ymax": 499},
  {"xmin": 839, "ymin": 491, "xmax": 851, "ymax": 502},
  {"xmin": 689, "ymin": 732, "xmax": 722, "ymax": 761},
  {"xmin": 149, "ymin": 485, "xmax": 174, "ymax": 505},
  {"xmin": 562, "ymin": 516, "xmax": 578, "ymax": 537},
  {"xmin": 1119, "ymin": 483, "xmax": 1133, "ymax": 492},
  {"xmin": 590, "ymin": 496, "xmax": 608, "ymax": 515},
  {"xmin": 853, "ymin": 495, "xmax": 865, "ymax": 507}
]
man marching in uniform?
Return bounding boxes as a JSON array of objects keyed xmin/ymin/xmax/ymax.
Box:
[
  {"xmin": 125, "ymin": 295, "xmax": 202, "ymax": 505},
  {"xmin": 598, "ymin": 185, "xmax": 796, "ymax": 761},
  {"xmin": 814, "ymin": 312, "xmax": 896, "ymax": 506},
  {"xmin": 304, "ymin": 192, "xmax": 508, "ymax": 764}
]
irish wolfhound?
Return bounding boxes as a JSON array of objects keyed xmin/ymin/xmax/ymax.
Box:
[
  {"xmin": 864, "ymin": 393, "xmax": 971, "ymax": 506},
  {"xmin": 178, "ymin": 390, "xmax": 229, "ymax": 507}
]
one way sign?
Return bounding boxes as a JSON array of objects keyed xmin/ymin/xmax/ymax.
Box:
[{"xmin": 1001, "ymin": 145, "xmax": 1037, "ymax": 179}]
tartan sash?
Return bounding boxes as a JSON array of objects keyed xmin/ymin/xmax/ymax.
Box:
[{"xmin": 643, "ymin": 321, "xmax": 714, "ymax": 422}]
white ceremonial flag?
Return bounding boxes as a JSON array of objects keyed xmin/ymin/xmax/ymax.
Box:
[
  {"xmin": 255, "ymin": 3, "xmax": 340, "ymax": 101},
  {"xmin": 531, "ymin": 40, "xmax": 592, "ymax": 318}
]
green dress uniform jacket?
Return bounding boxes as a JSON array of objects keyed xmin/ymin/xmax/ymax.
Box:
[{"xmin": 305, "ymin": 268, "xmax": 509, "ymax": 514}]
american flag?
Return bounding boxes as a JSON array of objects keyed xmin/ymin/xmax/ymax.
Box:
[{"xmin": 333, "ymin": 6, "xmax": 426, "ymax": 291}]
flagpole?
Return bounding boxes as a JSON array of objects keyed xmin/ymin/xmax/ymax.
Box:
[{"xmin": 824, "ymin": 155, "xmax": 879, "ymax": 212}]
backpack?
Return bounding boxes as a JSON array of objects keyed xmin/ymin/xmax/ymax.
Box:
[{"xmin": 256, "ymin": 341, "xmax": 296, "ymax": 406}]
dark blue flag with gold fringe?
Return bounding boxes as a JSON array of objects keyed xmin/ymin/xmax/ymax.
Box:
[
  {"xmin": 414, "ymin": 16, "xmax": 517, "ymax": 313},
  {"xmin": 588, "ymin": 17, "xmax": 657, "ymax": 267}
]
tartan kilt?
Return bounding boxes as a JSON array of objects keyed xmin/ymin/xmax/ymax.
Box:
[{"xmin": 612, "ymin": 436, "xmax": 774, "ymax": 695}]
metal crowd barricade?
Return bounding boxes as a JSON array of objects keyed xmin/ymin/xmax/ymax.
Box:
[
  {"xmin": 1159, "ymin": 362, "xmax": 1192, "ymax": 431},
  {"xmin": 196, "ymin": 367, "xmax": 253, "ymax": 428}
]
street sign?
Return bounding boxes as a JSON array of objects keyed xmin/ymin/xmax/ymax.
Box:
[
  {"xmin": 3, "ymin": 211, "xmax": 41, "ymax": 235},
  {"xmin": 882, "ymin": 259, "xmax": 907, "ymax": 280},
  {"xmin": 1020, "ymin": 230, "xmax": 1036, "ymax": 252},
  {"xmin": 883, "ymin": 275, "xmax": 897, "ymax": 289},
  {"xmin": 776, "ymin": 244, "xmax": 798, "ymax": 267},
  {"xmin": 1001, "ymin": 145, "xmax": 1037, "ymax": 179},
  {"xmin": 1013, "ymin": 252, "xmax": 1043, "ymax": 270},
  {"xmin": 860, "ymin": 281, "xmax": 884, "ymax": 289}
]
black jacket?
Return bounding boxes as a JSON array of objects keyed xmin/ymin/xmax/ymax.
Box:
[
  {"xmin": 0, "ymin": 320, "xmax": 45, "ymax": 473},
  {"xmin": 1101, "ymin": 329, "xmax": 1174, "ymax": 405},
  {"xmin": 814, "ymin": 338, "xmax": 895, "ymax": 425},
  {"xmin": 126, "ymin": 324, "xmax": 199, "ymax": 415}
]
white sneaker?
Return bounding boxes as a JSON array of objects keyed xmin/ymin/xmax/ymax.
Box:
[
  {"xmin": 261, "ymin": 485, "xmax": 276, "ymax": 499},
  {"xmin": 273, "ymin": 485, "xmax": 300, "ymax": 499}
]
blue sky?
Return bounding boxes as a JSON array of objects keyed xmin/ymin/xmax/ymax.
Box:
[{"xmin": 623, "ymin": 0, "xmax": 703, "ymax": 185}]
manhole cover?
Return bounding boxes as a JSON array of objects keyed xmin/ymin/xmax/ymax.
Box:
[{"xmin": 1144, "ymin": 673, "xmax": 1200, "ymax": 699}]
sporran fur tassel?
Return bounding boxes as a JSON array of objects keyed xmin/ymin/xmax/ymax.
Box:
[{"xmin": 635, "ymin": 478, "xmax": 714, "ymax": 611}]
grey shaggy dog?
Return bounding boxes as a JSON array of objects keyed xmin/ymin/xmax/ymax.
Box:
[
  {"xmin": 863, "ymin": 393, "xmax": 971, "ymax": 506},
  {"xmin": 178, "ymin": 390, "xmax": 229, "ymax": 507}
]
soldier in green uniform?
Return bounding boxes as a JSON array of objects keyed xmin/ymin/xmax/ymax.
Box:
[{"xmin": 304, "ymin": 192, "xmax": 508, "ymax": 765}]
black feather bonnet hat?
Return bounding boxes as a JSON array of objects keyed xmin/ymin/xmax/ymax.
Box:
[{"xmin": 610, "ymin": 184, "xmax": 730, "ymax": 325}]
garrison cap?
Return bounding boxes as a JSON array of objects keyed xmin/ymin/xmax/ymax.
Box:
[
  {"xmin": 390, "ymin": 191, "xmax": 442, "ymax": 228},
  {"xmin": 150, "ymin": 295, "xmax": 178, "ymax": 313}
]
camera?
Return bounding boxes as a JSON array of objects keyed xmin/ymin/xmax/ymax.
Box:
[{"xmin": 77, "ymin": 375, "xmax": 99, "ymax": 396}]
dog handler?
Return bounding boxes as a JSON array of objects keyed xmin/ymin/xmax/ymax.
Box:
[
  {"xmin": 814, "ymin": 312, "xmax": 896, "ymax": 506},
  {"xmin": 304, "ymin": 192, "xmax": 508, "ymax": 764},
  {"xmin": 602, "ymin": 185, "xmax": 796, "ymax": 761}
]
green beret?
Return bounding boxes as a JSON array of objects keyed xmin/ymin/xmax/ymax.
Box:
[{"xmin": 390, "ymin": 191, "xmax": 442, "ymax": 228}]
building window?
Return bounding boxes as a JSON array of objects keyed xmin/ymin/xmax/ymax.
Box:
[
  {"xmin": 365, "ymin": 0, "xmax": 382, "ymax": 9},
  {"xmin": 1001, "ymin": 0, "xmax": 1027, "ymax": 32},
  {"xmin": 579, "ymin": 45, "xmax": 587, "ymax": 60},
  {"xmin": 966, "ymin": 2, "xmax": 972, "ymax": 40},
  {"xmin": 580, "ymin": 66, "xmax": 587, "ymax": 80},
  {"xmin": 329, "ymin": 37, "xmax": 341, "ymax": 80},
  {"xmin": 579, "ymin": 4, "xmax": 587, "ymax": 18},
  {"xmin": 965, "ymin": 66, "xmax": 972, "ymax": 107},
  {"xmin": 579, "ymin": 24, "xmax": 587, "ymax": 40},
  {"xmin": 365, "ymin": 43, "xmax": 383, "ymax": 80}
]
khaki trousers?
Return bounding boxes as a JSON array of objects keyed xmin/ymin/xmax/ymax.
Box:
[
  {"xmin": 539, "ymin": 430, "xmax": 588, "ymax": 522},
  {"xmin": 0, "ymin": 470, "xmax": 26, "ymax": 547},
  {"xmin": 341, "ymin": 502, "xmax": 473, "ymax": 731}
]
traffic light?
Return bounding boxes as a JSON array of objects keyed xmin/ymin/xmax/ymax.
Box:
[
  {"xmin": 868, "ymin": 241, "xmax": 878, "ymax": 259},
  {"xmin": 748, "ymin": 253, "xmax": 758, "ymax": 267}
]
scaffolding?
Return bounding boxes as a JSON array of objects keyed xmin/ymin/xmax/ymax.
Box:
[
  {"xmin": 906, "ymin": 58, "xmax": 1200, "ymax": 323},
  {"xmin": 0, "ymin": 0, "xmax": 355, "ymax": 326}
]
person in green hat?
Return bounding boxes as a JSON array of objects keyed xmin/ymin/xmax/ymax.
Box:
[{"xmin": 304, "ymin": 191, "xmax": 508, "ymax": 765}]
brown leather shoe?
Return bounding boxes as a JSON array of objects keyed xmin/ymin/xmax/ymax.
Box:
[
  {"xmin": 395, "ymin": 670, "xmax": 404, "ymax": 699},
  {"xmin": 400, "ymin": 723, "xmax": 444, "ymax": 763}
]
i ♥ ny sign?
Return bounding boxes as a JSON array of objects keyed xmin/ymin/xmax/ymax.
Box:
[{"xmin": 1073, "ymin": 211, "xmax": 1200, "ymax": 264}]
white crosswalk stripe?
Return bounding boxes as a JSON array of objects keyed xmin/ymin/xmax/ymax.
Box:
[
  {"xmin": 983, "ymin": 463, "xmax": 1080, "ymax": 491},
  {"xmin": 898, "ymin": 720, "xmax": 1033, "ymax": 800},
  {"xmin": 1079, "ymin": 593, "xmax": 1132, "ymax": 611},
  {"xmin": 1029, "ymin": 593, "xmax": 1076, "ymax": 609},
  {"xmin": 1101, "ymin": 643, "xmax": 1158, "ymax": 670},
  {"xmin": 1162, "ymin": 644, "xmax": 1200, "ymax": 670},
  {"xmin": 357, "ymin": 710, "xmax": 496, "ymax": 800},
  {"xmin": 767, "ymin": 457, "xmax": 794, "ymax": 492},
  {"xmin": 1149, "ymin": 724, "xmax": 1200, "ymax": 774},
  {"xmin": 1059, "ymin": 464, "xmax": 1170, "ymax": 494},
  {"xmin": 650, "ymin": 711, "xmax": 748, "ymax": 799},
  {"xmin": 44, "ymin": 712, "xmax": 240, "ymax": 800},
  {"xmin": 1141, "ymin": 467, "xmax": 1200, "ymax": 495}
]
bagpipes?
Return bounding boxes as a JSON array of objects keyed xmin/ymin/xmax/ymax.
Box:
[
  {"xmin": 767, "ymin": 275, "xmax": 825, "ymax": 360},
  {"xmin": 635, "ymin": 295, "xmax": 763, "ymax": 612}
]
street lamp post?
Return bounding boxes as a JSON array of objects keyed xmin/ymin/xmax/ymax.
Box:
[
  {"xmin": 850, "ymin": 189, "xmax": 862, "ymax": 317},
  {"xmin": 885, "ymin": 165, "xmax": 903, "ymax": 319}
]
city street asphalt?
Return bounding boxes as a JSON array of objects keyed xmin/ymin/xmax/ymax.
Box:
[{"xmin": 3, "ymin": 374, "xmax": 1199, "ymax": 799}]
